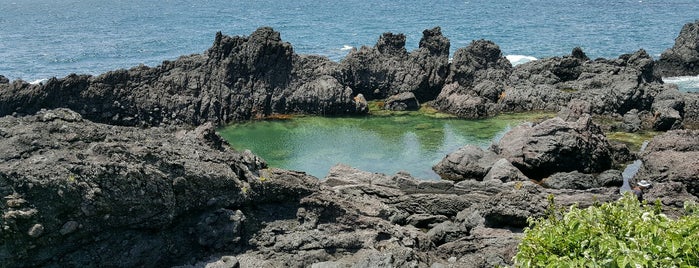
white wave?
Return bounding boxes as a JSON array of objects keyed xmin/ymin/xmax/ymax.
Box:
[
  {"xmin": 664, "ymin": 75, "xmax": 699, "ymax": 93},
  {"xmin": 506, "ymin": 55, "xmax": 537, "ymax": 66},
  {"xmin": 30, "ymin": 78, "xmax": 48, "ymax": 85},
  {"xmin": 340, "ymin": 45, "xmax": 354, "ymax": 51}
]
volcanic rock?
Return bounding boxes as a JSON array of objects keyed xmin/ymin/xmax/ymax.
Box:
[
  {"xmin": 432, "ymin": 40, "xmax": 512, "ymax": 118},
  {"xmin": 656, "ymin": 20, "xmax": 699, "ymax": 77},
  {"xmin": 503, "ymin": 48, "xmax": 667, "ymax": 117},
  {"xmin": 384, "ymin": 92, "xmax": 420, "ymax": 111},
  {"xmin": 340, "ymin": 27, "xmax": 450, "ymax": 102},
  {"xmin": 432, "ymin": 145, "xmax": 499, "ymax": 181},
  {"xmin": 0, "ymin": 28, "xmax": 364, "ymax": 127},
  {"xmin": 492, "ymin": 115, "xmax": 612, "ymax": 180},
  {"xmin": 637, "ymin": 130, "xmax": 699, "ymax": 198}
]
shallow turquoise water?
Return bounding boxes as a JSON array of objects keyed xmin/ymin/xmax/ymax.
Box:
[{"xmin": 219, "ymin": 114, "xmax": 542, "ymax": 179}]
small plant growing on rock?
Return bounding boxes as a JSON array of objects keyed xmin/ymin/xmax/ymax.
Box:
[{"xmin": 514, "ymin": 193, "xmax": 699, "ymax": 267}]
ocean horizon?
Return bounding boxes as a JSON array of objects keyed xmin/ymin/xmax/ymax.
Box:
[{"xmin": 1, "ymin": 0, "xmax": 698, "ymax": 83}]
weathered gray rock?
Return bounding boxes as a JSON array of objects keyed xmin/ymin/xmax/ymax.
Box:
[
  {"xmin": 384, "ymin": 92, "xmax": 420, "ymax": 111},
  {"xmin": 432, "ymin": 40, "xmax": 512, "ymax": 118},
  {"xmin": 656, "ymin": 20, "xmax": 699, "ymax": 77},
  {"xmin": 622, "ymin": 109, "xmax": 643, "ymax": 132},
  {"xmin": 0, "ymin": 28, "xmax": 365, "ymax": 127},
  {"xmin": 0, "ymin": 108, "xmax": 320, "ymax": 267},
  {"xmin": 637, "ymin": 130, "xmax": 699, "ymax": 197},
  {"xmin": 503, "ymin": 48, "xmax": 667, "ymax": 117},
  {"xmin": 493, "ymin": 115, "xmax": 612, "ymax": 180},
  {"xmin": 482, "ymin": 158, "xmax": 529, "ymax": 182},
  {"xmin": 557, "ymin": 99, "xmax": 591, "ymax": 122},
  {"xmin": 683, "ymin": 93, "xmax": 699, "ymax": 127},
  {"xmin": 432, "ymin": 145, "xmax": 499, "ymax": 181},
  {"xmin": 651, "ymin": 88, "xmax": 685, "ymax": 130},
  {"xmin": 596, "ymin": 169, "xmax": 624, "ymax": 188},
  {"xmin": 542, "ymin": 171, "xmax": 596, "ymax": 190},
  {"xmin": 340, "ymin": 27, "xmax": 450, "ymax": 102}
]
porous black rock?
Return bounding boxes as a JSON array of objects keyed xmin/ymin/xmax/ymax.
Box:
[
  {"xmin": 384, "ymin": 92, "xmax": 420, "ymax": 111},
  {"xmin": 432, "ymin": 40, "xmax": 512, "ymax": 118},
  {"xmin": 656, "ymin": 20, "xmax": 699, "ymax": 77},
  {"xmin": 493, "ymin": 115, "xmax": 612, "ymax": 180},
  {"xmin": 0, "ymin": 27, "xmax": 365, "ymax": 127},
  {"xmin": 340, "ymin": 27, "xmax": 450, "ymax": 102}
]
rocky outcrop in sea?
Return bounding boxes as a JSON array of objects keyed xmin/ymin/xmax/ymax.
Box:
[
  {"xmin": 656, "ymin": 20, "xmax": 699, "ymax": 77},
  {"xmin": 1, "ymin": 20, "xmax": 699, "ymax": 267},
  {"xmin": 2, "ymin": 23, "xmax": 697, "ymax": 128}
]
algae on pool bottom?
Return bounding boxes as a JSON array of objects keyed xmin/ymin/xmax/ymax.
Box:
[{"xmin": 218, "ymin": 112, "xmax": 552, "ymax": 179}]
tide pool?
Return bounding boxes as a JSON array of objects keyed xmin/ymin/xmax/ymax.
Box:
[{"xmin": 218, "ymin": 112, "xmax": 550, "ymax": 179}]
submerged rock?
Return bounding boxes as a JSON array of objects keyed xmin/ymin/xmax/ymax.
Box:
[{"xmin": 384, "ymin": 92, "xmax": 420, "ymax": 111}]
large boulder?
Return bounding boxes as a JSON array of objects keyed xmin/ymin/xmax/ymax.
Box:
[
  {"xmin": 651, "ymin": 88, "xmax": 685, "ymax": 130},
  {"xmin": 492, "ymin": 115, "xmax": 612, "ymax": 180},
  {"xmin": 0, "ymin": 109, "xmax": 304, "ymax": 266},
  {"xmin": 637, "ymin": 130, "xmax": 699, "ymax": 198},
  {"xmin": 432, "ymin": 145, "xmax": 499, "ymax": 181},
  {"xmin": 656, "ymin": 20, "xmax": 699, "ymax": 77}
]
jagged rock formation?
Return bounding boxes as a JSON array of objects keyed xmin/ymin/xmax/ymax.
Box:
[
  {"xmin": 0, "ymin": 28, "xmax": 364, "ymax": 127},
  {"xmin": 432, "ymin": 40, "xmax": 513, "ymax": 118},
  {"xmin": 505, "ymin": 49, "xmax": 665, "ymax": 115},
  {"xmin": 1, "ymin": 26, "xmax": 696, "ymax": 128},
  {"xmin": 340, "ymin": 27, "xmax": 450, "ymax": 102},
  {"xmin": 2, "ymin": 23, "xmax": 699, "ymax": 267},
  {"xmin": 656, "ymin": 20, "xmax": 699, "ymax": 77}
]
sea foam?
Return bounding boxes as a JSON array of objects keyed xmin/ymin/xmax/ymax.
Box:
[
  {"xmin": 506, "ymin": 55, "xmax": 537, "ymax": 66},
  {"xmin": 30, "ymin": 78, "xmax": 48, "ymax": 85},
  {"xmin": 663, "ymin": 75, "xmax": 699, "ymax": 93}
]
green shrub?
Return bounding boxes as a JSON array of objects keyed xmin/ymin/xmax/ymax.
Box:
[{"xmin": 513, "ymin": 194, "xmax": 699, "ymax": 267}]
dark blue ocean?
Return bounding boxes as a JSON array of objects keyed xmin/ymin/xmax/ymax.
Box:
[{"xmin": 1, "ymin": 0, "xmax": 698, "ymax": 85}]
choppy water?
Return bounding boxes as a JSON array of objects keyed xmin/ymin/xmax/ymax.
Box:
[
  {"xmin": 219, "ymin": 113, "xmax": 547, "ymax": 179},
  {"xmin": 1, "ymin": 0, "xmax": 698, "ymax": 83}
]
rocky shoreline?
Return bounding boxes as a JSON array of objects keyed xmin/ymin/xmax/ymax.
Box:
[{"xmin": 0, "ymin": 20, "xmax": 698, "ymax": 267}]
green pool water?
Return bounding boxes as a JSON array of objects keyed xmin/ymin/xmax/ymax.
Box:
[{"xmin": 218, "ymin": 113, "xmax": 549, "ymax": 179}]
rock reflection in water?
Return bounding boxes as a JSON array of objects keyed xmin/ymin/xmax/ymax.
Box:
[{"xmin": 219, "ymin": 114, "xmax": 542, "ymax": 179}]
